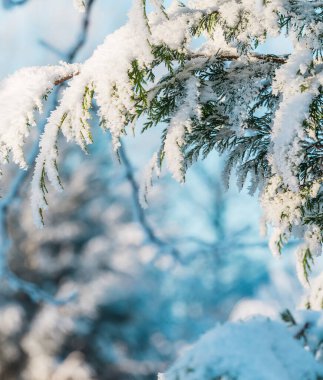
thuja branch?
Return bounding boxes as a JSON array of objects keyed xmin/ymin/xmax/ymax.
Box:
[
  {"xmin": 52, "ymin": 52, "xmax": 288, "ymax": 88},
  {"xmin": 0, "ymin": 0, "xmax": 97, "ymax": 303},
  {"xmin": 188, "ymin": 52, "xmax": 289, "ymax": 64},
  {"xmin": 144, "ymin": 51, "xmax": 287, "ymax": 104}
]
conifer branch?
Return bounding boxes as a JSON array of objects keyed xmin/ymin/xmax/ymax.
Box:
[
  {"xmin": 51, "ymin": 52, "xmax": 288, "ymax": 88},
  {"xmin": 0, "ymin": 0, "xmax": 97, "ymax": 303},
  {"xmin": 188, "ymin": 52, "xmax": 289, "ymax": 64}
]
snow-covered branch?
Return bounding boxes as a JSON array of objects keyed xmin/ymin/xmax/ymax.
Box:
[
  {"xmin": 0, "ymin": 0, "xmax": 96, "ymax": 302},
  {"xmin": 160, "ymin": 311, "xmax": 323, "ymax": 380},
  {"xmin": 0, "ymin": 0, "xmax": 321, "ymax": 283}
]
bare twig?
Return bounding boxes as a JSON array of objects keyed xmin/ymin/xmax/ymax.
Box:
[{"xmin": 54, "ymin": 72, "xmax": 80, "ymax": 86}]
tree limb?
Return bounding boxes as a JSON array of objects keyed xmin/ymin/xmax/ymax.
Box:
[{"xmin": 0, "ymin": 0, "xmax": 97, "ymax": 303}]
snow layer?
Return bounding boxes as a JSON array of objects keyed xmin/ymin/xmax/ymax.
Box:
[
  {"xmin": 73, "ymin": 0, "xmax": 86, "ymax": 13},
  {"xmin": 0, "ymin": 63, "xmax": 79, "ymax": 168},
  {"xmin": 164, "ymin": 77, "xmax": 201, "ymax": 182},
  {"xmin": 159, "ymin": 317, "xmax": 323, "ymax": 380}
]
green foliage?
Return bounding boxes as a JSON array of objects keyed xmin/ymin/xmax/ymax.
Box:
[
  {"xmin": 129, "ymin": 60, "xmax": 154, "ymax": 108},
  {"xmin": 151, "ymin": 44, "xmax": 186, "ymax": 73},
  {"xmin": 142, "ymin": 75, "xmax": 186, "ymax": 131},
  {"xmin": 190, "ymin": 11, "xmax": 220, "ymax": 37},
  {"xmin": 129, "ymin": 45, "xmax": 321, "ymax": 204},
  {"xmin": 303, "ymin": 192, "xmax": 323, "ymax": 230},
  {"xmin": 302, "ymin": 248, "xmax": 315, "ymax": 285},
  {"xmin": 190, "ymin": 8, "xmax": 259, "ymax": 52},
  {"xmin": 123, "ymin": 14, "xmax": 322, "ymax": 256},
  {"xmin": 300, "ymin": 89, "xmax": 323, "ymax": 186},
  {"xmin": 33, "ymin": 0, "xmax": 322, "ymax": 264},
  {"xmin": 281, "ymin": 309, "xmax": 297, "ymax": 326}
]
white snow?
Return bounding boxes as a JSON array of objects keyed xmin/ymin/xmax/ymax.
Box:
[
  {"xmin": 160, "ymin": 316, "xmax": 323, "ymax": 380},
  {"xmin": 73, "ymin": 0, "xmax": 86, "ymax": 13}
]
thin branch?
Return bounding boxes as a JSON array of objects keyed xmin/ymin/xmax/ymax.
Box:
[
  {"xmin": 54, "ymin": 72, "xmax": 80, "ymax": 86},
  {"xmin": 67, "ymin": 0, "xmax": 96, "ymax": 62},
  {"xmin": 119, "ymin": 142, "xmax": 182, "ymax": 260},
  {"xmin": 38, "ymin": 39, "xmax": 66, "ymax": 59},
  {"xmin": 294, "ymin": 322, "xmax": 310, "ymax": 340}
]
